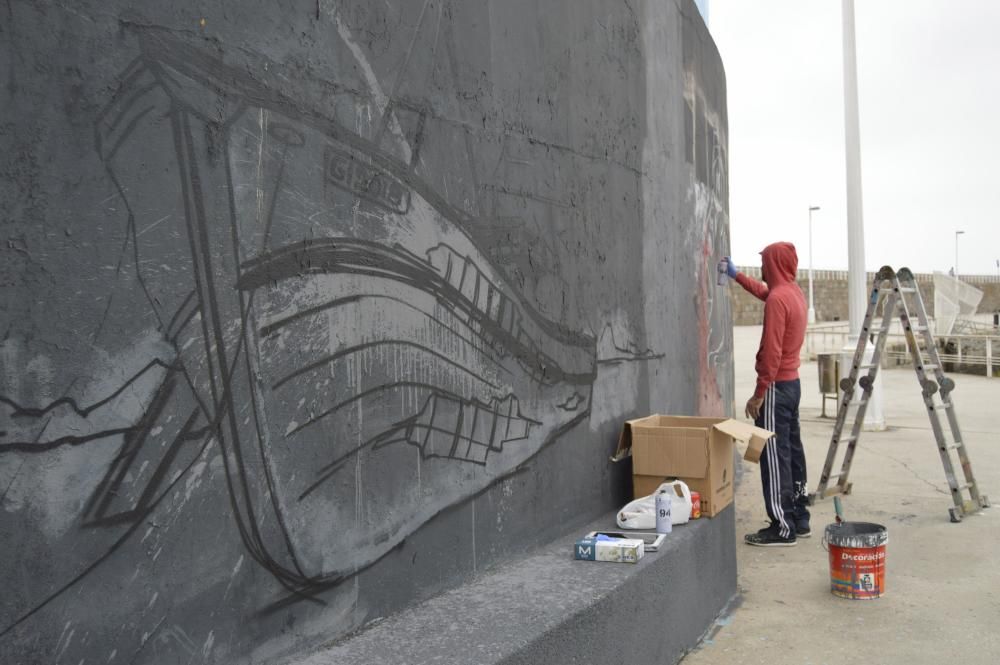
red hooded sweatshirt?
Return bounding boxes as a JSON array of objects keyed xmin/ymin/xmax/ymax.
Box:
[{"xmin": 734, "ymin": 242, "xmax": 807, "ymax": 399}]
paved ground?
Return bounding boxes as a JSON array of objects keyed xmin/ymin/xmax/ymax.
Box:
[{"xmin": 681, "ymin": 325, "xmax": 1000, "ymax": 665}]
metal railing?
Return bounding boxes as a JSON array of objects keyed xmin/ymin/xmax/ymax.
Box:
[
  {"xmin": 803, "ymin": 319, "xmax": 1000, "ymax": 378},
  {"xmin": 741, "ymin": 265, "xmax": 1000, "ymax": 286}
]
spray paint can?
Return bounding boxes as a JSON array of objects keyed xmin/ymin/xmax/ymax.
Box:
[
  {"xmin": 717, "ymin": 258, "xmax": 729, "ymax": 285},
  {"xmin": 690, "ymin": 491, "xmax": 701, "ymax": 519},
  {"xmin": 655, "ymin": 490, "xmax": 672, "ymax": 534}
]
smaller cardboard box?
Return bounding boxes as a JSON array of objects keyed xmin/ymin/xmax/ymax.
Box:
[
  {"xmin": 611, "ymin": 415, "xmax": 773, "ymax": 517},
  {"xmin": 574, "ymin": 536, "xmax": 645, "ymax": 563},
  {"xmin": 585, "ymin": 531, "xmax": 666, "ymax": 552}
]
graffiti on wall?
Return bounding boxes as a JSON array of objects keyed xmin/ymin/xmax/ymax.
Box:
[
  {"xmin": 684, "ymin": 71, "xmax": 731, "ymax": 417},
  {"xmin": 0, "ymin": 17, "xmax": 601, "ymax": 627},
  {"xmin": 0, "ymin": 3, "xmax": 726, "ymax": 661}
]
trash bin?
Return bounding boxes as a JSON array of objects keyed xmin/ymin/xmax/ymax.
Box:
[{"xmin": 817, "ymin": 352, "xmax": 839, "ymax": 418}]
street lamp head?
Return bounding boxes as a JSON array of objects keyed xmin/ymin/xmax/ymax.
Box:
[
  {"xmin": 956, "ymin": 230, "xmax": 965, "ymax": 235},
  {"xmin": 809, "ymin": 206, "xmax": 820, "ymax": 212}
]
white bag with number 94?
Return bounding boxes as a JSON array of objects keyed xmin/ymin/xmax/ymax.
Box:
[{"xmin": 615, "ymin": 479, "xmax": 693, "ymax": 529}]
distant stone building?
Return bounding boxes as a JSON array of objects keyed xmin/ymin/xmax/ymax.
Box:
[{"xmin": 729, "ymin": 268, "xmax": 1000, "ymax": 326}]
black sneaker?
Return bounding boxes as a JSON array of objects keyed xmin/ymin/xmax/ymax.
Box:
[
  {"xmin": 796, "ymin": 524, "xmax": 812, "ymax": 538},
  {"xmin": 744, "ymin": 528, "xmax": 796, "ymax": 547}
]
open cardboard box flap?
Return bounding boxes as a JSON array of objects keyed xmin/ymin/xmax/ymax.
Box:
[
  {"xmin": 612, "ymin": 416, "xmax": 773, "ymax": 465},
  {"xmin": 711, "ymin": 419, "xmax": 773, "ymax": 463},
  {"xmin": 610, "ymin": 415, "xmax": 660, "ymax": 463}
]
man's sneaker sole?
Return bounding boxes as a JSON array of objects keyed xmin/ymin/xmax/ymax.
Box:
[
  {"xmin": 745, "ymin": 539, "xmax": 797, "ymax": 547},
  {"xmin": 796, "ymin": 529, "xmax": 812, "ymax": 538}
]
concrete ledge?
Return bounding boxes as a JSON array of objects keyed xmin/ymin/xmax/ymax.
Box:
[{"xmin": 289, "ymin": 506, "xmax": 736, "ymax": 665}]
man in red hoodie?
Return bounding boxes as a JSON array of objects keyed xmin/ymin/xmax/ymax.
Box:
[{"xmin": 724, "ymin": 242, "xmax": 810, "ymax": 546}]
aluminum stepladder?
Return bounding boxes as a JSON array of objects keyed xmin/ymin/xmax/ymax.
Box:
[{"xmin": 808, "ymin": 266, "xmax": 990, "ymax": 522}]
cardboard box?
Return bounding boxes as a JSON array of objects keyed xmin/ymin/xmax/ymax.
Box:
[
  {"xmin": 611, "ymin": 415, "xmax": 773, "ymax": 517},
  {"xmin": 574, "ymin": 536, "xmax": 645, "ymax": 563}
]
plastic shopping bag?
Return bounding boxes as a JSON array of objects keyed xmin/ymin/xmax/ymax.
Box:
[{"xmin": 616, "ymin": 480, "xmax": 693, "ymax": 529}]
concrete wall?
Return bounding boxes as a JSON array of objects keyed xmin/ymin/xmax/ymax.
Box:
[
  {"xmin": 731, "ymin": 267, "xmax": 1000, "ymax": 325},
  {"xmin": 0, "ymin": 2, "xmax": 731, "ymax": 663}
]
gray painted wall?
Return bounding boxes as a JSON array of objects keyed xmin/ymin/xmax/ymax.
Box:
[{"xmin": 0, "ymin": 1, "xmax": 731, "ymax": 662}]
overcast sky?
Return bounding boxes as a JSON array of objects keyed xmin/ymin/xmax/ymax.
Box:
[{"xmin": 709, "ymin": 1, "xmax": 1000, "ymax": 277}]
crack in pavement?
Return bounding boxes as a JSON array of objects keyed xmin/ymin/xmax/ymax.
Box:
[{"xmin": 856, "ymin": 443, "xmax": 950, "ymax": 496}]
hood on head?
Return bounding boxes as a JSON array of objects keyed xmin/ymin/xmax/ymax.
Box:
[{"xmin": 760, "ymin": 242, "xmax": 798, "ymax": 285}]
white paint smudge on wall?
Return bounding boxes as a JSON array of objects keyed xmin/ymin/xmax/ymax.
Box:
[
  {"xmin": 55, "ymin": 622, "xmax": 75, "ymax": 661},
  {"xmin": 222, "ymin": 554, "xmax": 245, "ymax": 600},
  {"xmin": 328, "ymin": 4, "xmax": 412, "ymax": 163},
  {"xmin": 1, "ymin": 330, "xmax": 180, "ymax": 532},
  {"xmin": 182, "ymin": 461, "xmax": 207, "ymax": 504},
  {"xmin": 202, "ymin": 630, "xmax": 215, "ymax": 657}
]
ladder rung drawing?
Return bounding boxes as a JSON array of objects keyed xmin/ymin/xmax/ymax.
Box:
[{"xmin": 808, "ymin": 266, "xmax": 991, "ymax": 522}]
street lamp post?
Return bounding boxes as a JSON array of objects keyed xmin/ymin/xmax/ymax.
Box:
[
  {"xmin": 808, "ymin": 206, "xmax": 820, "ymax": 324},
  {"xmin": 954, "ymin": 230, "xmax": 965, "ymax": 280},
  {"xmin": 840, "ymin": 0, "xmax": 884, "ymax": 430}
]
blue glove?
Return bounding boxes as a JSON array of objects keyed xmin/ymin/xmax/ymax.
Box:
[{"xmin": 724, "ymin": 256, "xmax": 738, "ymax": 278}]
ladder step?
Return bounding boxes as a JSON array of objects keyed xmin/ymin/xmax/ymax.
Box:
[
  {"xmin": 913, "ymin": 325, "xmax": 928, "ymax": 332},
  {"xmin": 943, "ymin": 443, "xmax": 963, "ymax": 451},
  {"xmin": 898, "ymin": 286, "xmax": 917, "ymax": 293},
  {"xmin": 858, "ymin": 364, "xmax": 877, "ymax": 370},
  {"xmin": 954, "ymin": 483, "xmax": 974, "ymax": 492},
  {"xmin": 847, "ymin": 400, "xmax": 867, "ymax": 407},
  {"xmin": 932, "ymin": 403, "xmax": 952, "ymax": 411},
  {"xmin": 918, "ymin": 364, "xmax": 939, "ymax": 370}
]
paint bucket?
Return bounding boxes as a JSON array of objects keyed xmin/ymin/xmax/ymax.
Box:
[{"xmin": 823, "ymin": 522, "xmax": 888, "ymax": 599}]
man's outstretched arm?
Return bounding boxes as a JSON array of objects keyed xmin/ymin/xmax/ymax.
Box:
[{"xmin": 725, "ymin": 257, "xmax": 769, "ymax": 301}]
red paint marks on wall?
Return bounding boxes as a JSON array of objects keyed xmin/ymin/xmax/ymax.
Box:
[{"xmin": 697, "ymin": 235, "xmax": 725, "ymax": 417}]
